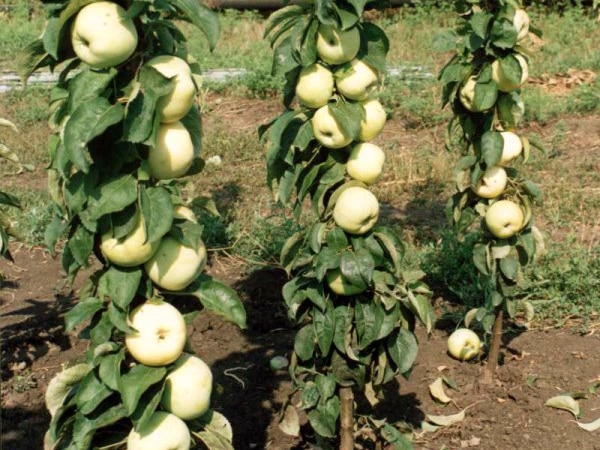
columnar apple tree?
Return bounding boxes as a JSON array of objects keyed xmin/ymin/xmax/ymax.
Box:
[
  {"xmin": 438, "ymin": 0, "xmax": 543, "ymax": 381},
  {"xmin": 0, "ymin": 118, "xmax": 22, "ymax": 261},
  {"xmin": 22, "ymin": 1, "xmax": 245, "ymax": 448},
  {"xmin": 262, "ymin": 1, "xmax": 434, "ymax": 447}
]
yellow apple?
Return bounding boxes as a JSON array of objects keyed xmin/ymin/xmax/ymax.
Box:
[
  {"xmin": 71, "ymin": 1, "xmax": 138, "ymax": 69},
  {"xmin": 472, "ymin": 166, "xmax": 508, "ymax": 199},
  {"xmin": 492, "ymin": 54, "xmax": 528, "ymax": 92},
  {"xmin": 145, "ymin": 55, "xmax": 196, "ymax": 123},
  {"xmin": 359, "ymin": 99, "xmax": 386, "ymax": 141},
  {"xmin": 459, "ymin": 75, "xmax": 497, "ymax": 112},
  {"xmin": 335, "ymin": 59, "xmax": 379, "ymax": 101},
  {"xmin": 499, "ymin": 131, "xmax": 523, "ymax": 165},
  {"xmin": 125, "ymin": 300, "xmax": 187, "ymax": 366},
  {"xmin": 485, "ymin": 199, "xmax": 524, "ymax": 239},
  {"xmin": 296, "ymin": 63, "xmax": 334, "ymax": 108},
  {"xmin": 333, "ymin": 186, "xmax": 379, "ymax": 235},
  {"xmin": 161, "ymin": 354, "xmax": 213, "ymax": 420},
  {"xmin": 312, "ymin": 105, "xmax": 352, "ymax": 149},
  {"xmin": 144, "ymin": 236, "xmax": 207, "ymax": 291},
  {"xmin": 127, "ymin": 411, "xmax": 190, "ymax": 450},
  {"xmin": 447, "ymin": 328, "xmax": 481, "ymax": 361},
  {"xmin": 316, "ymin": 24, "xmax": 360, "ymax": 65},
  {"xmin": 148, "ymin": 121, "xmax": 194, "ymax": 180},
  {"xmin": 346, "ymin": 142, "xmax": 385, "ymax": 185},
  {"xmin": 326, "ymin": 269, "xmax": 367, "ymax": 296},
  {"xmin": 100, "ymin": 213, "xmax": 159, "ymax": 267},
  {"xmin": 513, "ymin": 8, "xmax": 530, "ymax": 43}
]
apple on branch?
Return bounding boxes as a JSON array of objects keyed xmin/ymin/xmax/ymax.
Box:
[
  {"xmin": 492, "ymin": 54, "xmax": 529, "ymax": 93},
  {"xmin": 359, "ymin": 99, "xmax": 387, "ymax": 141},
  {"xmin": 326, "ymin": 268, "xmax": 367, "ymax": 296},
  {"xmin": 148, "ymin": 121, "xmax": 195, "ymax": 180},
  {"xmin": 472, "ymin": 166, "xmax": 508, "ymax": 199},
  {"xmin": 485, "ymin": 199, "xmax": 525, "ymax": 239},
  {"xmin": 499, "ymin": 131, "xmax": 523, "ymax": 165},
  {"xmin": 333, "ymin": 186, "xmax": 379, "ymax": 235},
  {"xmin": 335, "ymin": 59, "xmax": 380, "ymax": 101},
  {"xmin": 513, "ymin": 8, "xmax": 530, "ymax": 43},
  {"xmin": 296, "ymin": 63, "xmax": 334, "ymax": 109},
  {"xmin": 71, "ymin": 1, "xmax": 138, "ymax": 69},
  {"xmin": 145, "ymin": 55, "xmax": 196, "ymax": 123},
  {"xmin": 312, "ymin": 105, "xmax": 352, "ymax": 149},
  {"xmin": 125, "ymin": 299, "xmax": 187, "ymax": 366},
  {"xmin": 346, "ymin": 142, "xmax": 385, "ymax": 185},
  {"xmin": 459, "ymin": 75, "xmax": 497, "ymax": 112},
  {"xmin": 127, "ymin": 411, "xmax": 191, "ymax": 450},
  {"xmin": 316, "ymin": 24, "xmax": 360, "ymax": 65},
  {"xmin": 100, "ymin": 212, "xmax": 159, "ymax": 267}
]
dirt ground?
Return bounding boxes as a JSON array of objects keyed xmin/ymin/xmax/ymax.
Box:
[{"xmin": 1, "ymin": 96, "xmax": 599, "ymax": 449}]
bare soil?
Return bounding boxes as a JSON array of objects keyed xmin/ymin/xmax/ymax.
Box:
[{"xmin": 1, "ymin": 96, "xmax": 599, "ymax": 449}]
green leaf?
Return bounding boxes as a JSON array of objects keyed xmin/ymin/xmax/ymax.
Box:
[
  {"xmin": 480, "ymin": 131, "xmax": 503, "ymax": 167},
  {"xmin": 382, "ymin": 423, "xmax": 414, "ymax": 449},
  {"xmin": 131, "ymin": 382, "xmax": 164, "ymax": 430},
  {"xmin": 180, "ymin": 104, "xmax": 202, "ymax": 156},
  {"xmin": 387, "ymin": 328, "xmax": 418, "ymax": 374},
  {"xmin": 187, "ymin": 276, "xmax": 247, "ymax": 329},
  {"xmin": 315, "ymin": 247, "xmax": 341, "ymax": 281},
  {"xmin": 194, "ymin": 429, "xmax": 235, "ymax": 450},
  {"xmin": 340, "ymin": 249, "xmax": 372, "ymax": 290},
  {"xmin": 374, "ymin": 228, "xmax": 404, "ymax": 275},
  {"xmin": 333, "ymin": 305, "xmax": 353, "ymax": 355},
  {"xmin": 63, "ymin": 97, "xmax": 124, "ymax": 173},
  {"xmin": 313, "ymin": 304, "xmax": 335, "ymax": 356},
  {"xmin": 43, "ymin": 0, "xmax": 94, "ymax": 58},
  {"xmin": 472, "ymin": 243, "xmax": 490, "ymax": 275},
  {"xmin": 360, "ymin": 22, "xmax": 390, "ymax": 73},
  {"xmin": 499, "ymin": 255, "xmax": 520, "ymax": 281},
  {"xmin": 65, "ymin": 297, "xmax": 104, "ymax": 332},
  {"xmin": 119, "ymin": 364, "xmax": 166, "ymax": 415},
  {"xmin": 473, "ymin": 80, "xmax": 498, "ymax": 112},
  {"xmin": 490, "ymin": 18, "xmax": 518, "ymax": 49},
  {"xmin": 522, "ymin": 180, "xmax": 542, "ymax": 199},
  {"xmin": 71, "ymin": 403, "xmax": 128, "ymax": 448},
  {"xmin": 170, "ymin": 0, "xmax": 220, "ymax": 51},
  {"xmin": 432, "ymin": 29, "xmax": 457, "ymax": 52},
  {"xmin": 75, "ymin": 370, "xmax": 112, "ymax": 415},
  {"xmin": 470, "ymin": 12, "xmax": 493, "ymax": 38},
  {"xmin": 66, "ymin": 224, "xmax": 94, "ymax": 268},
  {"xmin": 307, "ymin": 396, "xmax": 340, "ymax": 438},
  {"xmin": 80, "ymin": 175, "xmax": 138, "ymax": 231},
  {"xmin": 326, "ymin": 226, "xmax": 349, "ymax": 251},
  {"xmin": 139, "ymin": 185, "xmax": 174, "ymax": 244},
  {"xmin": 264, "ymin": 5, "xmax": 304, "ymax": 44},
  {"xmin": 98, "ymin": 350, "xmax": 124, "ymax": 392},
  {"xmin": 329, "ymin": 101, "xmax": 362, "ymax": 142},
  {"xmin": 294, "ymin": 324, "xmax": 315, "ymax": 361},
  {"xmin": 98, "ymin": 266, "xmax": 142, "ymax": 310},
  {"xmin": 90, "ymin": 311, "xmax": 114, "ymax": 346},
  {"xmin": 68, "ymin": 69, "xmax": 118, "ymax": 113},
  {"xmin": 281, "ymin": 230, "xmax": 305, "ymax": 273},
  {"xmin": 355, "ymin": 300, "xmax": 381, "ymax": 349},
  {"xmin": 315, "ymin": 374, "xmax": 336, "ymax": 401}
]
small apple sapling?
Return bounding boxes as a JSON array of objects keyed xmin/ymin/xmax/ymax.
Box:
[
  {"xmin": 148, "ymin": 121, "xmax": 194, "ymax": 180},
  {"xmin": 161, "ymin": 354, "xmax": 213, "ymax": 420},
  {"xmin": 335, "ymin": 59, "xmax": 379, "ymax": 101},
  {"xmin": 333, "ymin": 186, "xmax": 379, "ymax": 235},
  {"xmin": 145, "ymin": 55, "xmax": 196, "ymax": 123},
  {"xmin": 359, "ymin": 99, "xmax": 387, "ymax": 141},
  {"xmin": 71, "ymin": 1, "xmax": 138, "ymax": 69},
  {"xmin": 316, "ymin": 24, "xmax": 360, "ymax": 65},
  {"xmin": 312, "ymin": 105, "xmax": 352, "ymax": 149},
  {"xmin": 100, "ymin": 213, "xmax": 159, "ymax": 267},
  {"xmin": 499, "ymin": 131, "xmax": 523, "ymax": 166},
  {"xmin": 485, "ymin": 199, "xmax": 525, "ymax": 239},
  {"xmin": 125, "ymin": 299, "xmax": 187, "ymax": 366},
  {"xmin": 447, "ymin": 328, "xmax": 481, "ymax": 361},
  {"xmin": 472, "ymin": 166, "xmax": 508, "ymax": 199},
  {"xmin": 346, "ymin": 142, "xmax": 385, "ymax": 185},
  {"xmin": 127, "ymin": 411, "xmax": 190, "ymax": 450},
  {"xmin": 326, "ymin": 269, "xmax": 367, "ymax": 296},
  {"xmin": 296, "ymin": 64, "xmax": 334, "ymax": 108}
]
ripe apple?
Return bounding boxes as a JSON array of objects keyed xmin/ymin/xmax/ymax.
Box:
[
  {"xmin": 326, "ymin": 269, "xmax": 367, "ymax": 296},
  {"xmin": 125, "ymin": 299, "xmax": 187, "ymax": 366},
  {"xmin": 499, "ymin": 131, "xmax": 523, "ymax": 165},
  {"xmin": 333, "ymin": 186, "xmax": 379, "ymax": 235},
  {"xmin": 335, "ymin": 59, "xmax": 380, "ymax": 101},
  {"xmin": 161, "ymin": 354, "xmax": 213, "ymax": 420},
  {"xmin": 459, "ymin": 75, "xmax": 497, "ymax": 112},
  {"xmin": 513, "ymin": 8, "xmax": 530, "ymax": 43},
  {"xmin": 346, "ymin": 142, "xmax": 385, "ymax": 185},
  {"xmin": 296, "ymin": 64, "xmax": 334, "ymax": 108},
  {"xmin": 127, "ymin": 411, "xmax": 190, "ymax": 450},
  {"xmin": 472, "ymin": 166, "xmax": 508, "ymax": 199},
  {"xmin": 312, "ymin": 105, "xmax": 352, "ymax": 149},
  {"xmin": 492, "ymin": 54, "xmax": 528, "ymax": 92},
  {"xmin": 359, "ymin": 99, "xmax": 387, "ymax": 141},
  {"xmin": 485, "ymin": 199, "xmax": 524, "ymax": 239},
  {"xmin": 148, "ymin": 121, "xmax": 194, "ymax": 180},
  {"xmin": 100, "ymin": 213, "xmax": 159, "ymax": 267},
  {"xmin": 316, "ymin": 24, "xmax": 360, "ymax": 65},
  {"xmin": 71, "ymin": 1, "xmax": 138, "ymax": 69},
  {"xmin": 145, "ymin": 55, "xmax": 196, "ymax": 123},
  {"xmin": 144, "ymin": 236, "xmax": 207, "ymax": 291},
  {"xmin": 447, "ymin": 328, "xmax": 481, "ymax": 361}
]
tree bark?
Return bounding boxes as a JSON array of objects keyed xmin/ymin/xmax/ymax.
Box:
[
  {"xmin": 482, "ymin": 308, "xmax": 504, "ymax": 384},
  {"xmin": 339, "ymin": 386, "xmax": 354, "ymax": 450}
]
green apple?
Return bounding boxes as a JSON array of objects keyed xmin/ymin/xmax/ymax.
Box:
[
  {"xmin": 127, "ymin": 411, "xmax": 190, "ymax": 450},
  {"xmin": 513, "ymin": 8, "xmax": 530, "ymax": 43},
  {"xmin": 145, "ymin": 236, "xmax": 207, "ymax": 291},
  {"xmin": 316, "ymin": 24, "xmax": 360, "ymax": 65},
  {"xmin": 326, "ymin": 269, "xmax": 367, "ymax": 296},
  {"xmin": 125, "ymin": 300, "xmax": 187, "ymax": 366},
  {"xmin": 296, "ymin": 63, "xmax": 334, "ymax": 108},
  {"xmin": 100, "ymin": 213, "xmax": 159, "ymax": 267},
  {"xmin": 145, "ymin": 55, "xmax": 196, "ymax": 123},
  {"xmin": 447, "ymin": 328, "xmax": 481, "ymax": 361},
  {"xmin": 71, "ymin": 1, "xmax": 138, "ymax": 69},
  {"xmin": 333, "ymin": 186, "xmax": 379, "ymax": 235},
  {"xmin": 499, "ymin": 131, "xmax": 523, "ymax": 165},
  {"xmin": 161, "ymin": 354, "xmax": 213, "ymax": 420},
  {"xmin": 312, "ymin": 105, "xmax": 352, "ymax": 149},
  {"xmin": 346, "ymin": 142, "xmax": 385, "ymax": 185},
  {"xmin": 459, "ymin": 75, "xmax": 497, "ymax": 112},
  {"xmin": 148, "ymin": 121, "xmax": 194, "ymax": 180},
  {"xmin": 492, "ymin": 54, "xmax": 528, "ymax": 92},
  {"xmin": 359, "ymin": 99, "xmax": 386, "ymax": 141},
  {"xmin": 335, "ymin": 59, "xmax": 379, "ymax": 101},
  {"xmin": 485, "ymin": 199, "xmax": 524, "ymax": 239},
  {"xmin": 472, "ymin": 166, "xmax": 508, "ymax": 199}
]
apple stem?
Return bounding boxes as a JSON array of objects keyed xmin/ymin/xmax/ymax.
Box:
[
  {"xmin": 482, "ymin": 307, "xmax": 504, "ymax": 384},
  {"xmin": 339, "ymin": 385, "xmax": 354, "ymax": 450}
]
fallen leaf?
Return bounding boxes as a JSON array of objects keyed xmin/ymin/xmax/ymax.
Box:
[
  {"xmin": 429, "ymin": 377, "xmax": 453, "ymax": 404},
  {"xmin": 576, "ymin": 416, "xmax": 600, "ymax": 432},
  {"xmin": 545, "ymin": 395, "xmax": 581, "ymax": 418},
  {"xmin": 426, "ymin": 409, "xmax": 466, "ymax": 427}
]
